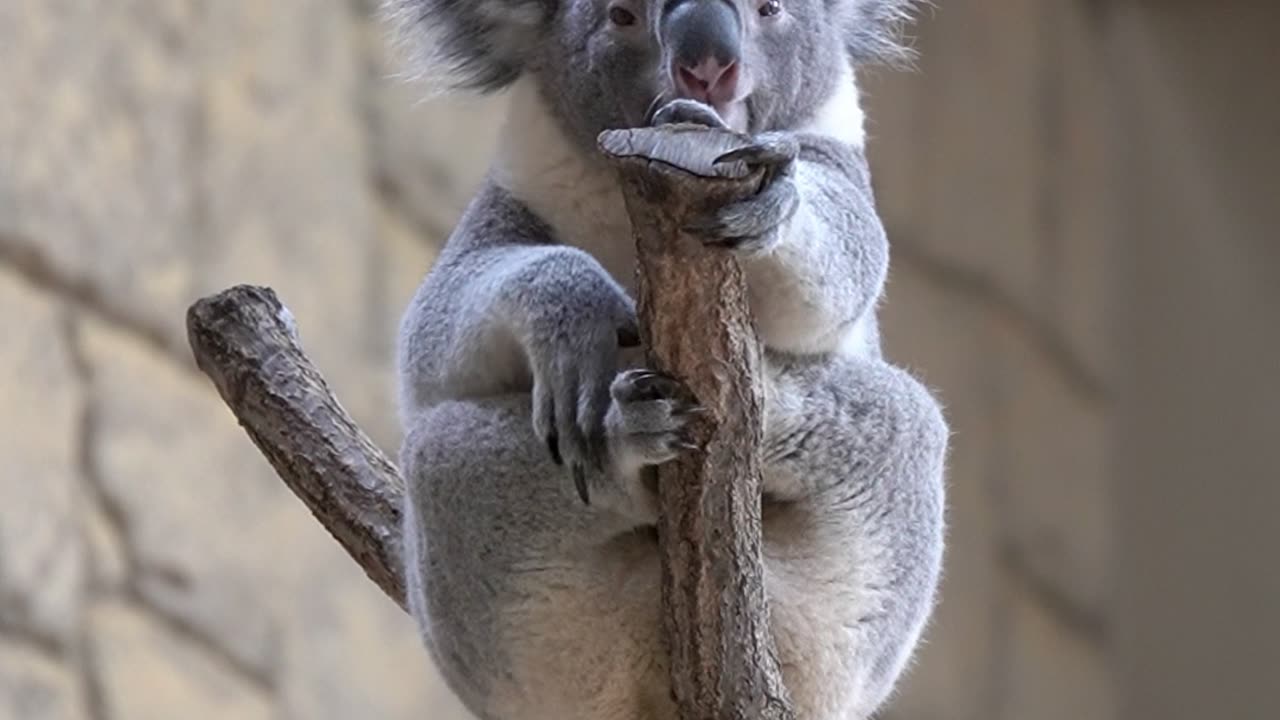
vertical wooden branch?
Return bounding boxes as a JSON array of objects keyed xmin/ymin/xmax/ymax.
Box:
[{"xmin": 600, "ymin": 126, "xmax": 796, "ymax": 720}]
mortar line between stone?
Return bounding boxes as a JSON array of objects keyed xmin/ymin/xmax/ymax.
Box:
[
  {"xmin": 999, "ymin": 541, "xmax": 1109, "ymax": 647},
  {"xmin": 123, "ymin": 587, "xmax": 279, "ymax": 695},
  {"xmin": 890, "ymin": 234, "xmax": 1110, "ymax": 403},
  {"xmin": 0, "ymin": 234, "xmax": 200, "ymax": 375},
  {"xmin": 61, "ymin": 310, "xmax": 119, "ymax": 720}
]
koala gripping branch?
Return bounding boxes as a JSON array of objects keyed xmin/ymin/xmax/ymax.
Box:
[
  {"xmin": 186, "ymin": 122, "xmax": 794, "ymax": 720},
  {"xmin": 601, "ymin": 125, "xmax": 797, "ymax": 720}
]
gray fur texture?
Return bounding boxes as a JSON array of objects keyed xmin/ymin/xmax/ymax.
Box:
[{"xmin": 386, "ymin": 1, "xmax": 945, "ymax": 718}]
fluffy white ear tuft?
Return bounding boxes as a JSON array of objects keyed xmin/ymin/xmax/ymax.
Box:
[
  {"xmin": 380, "ymin": 0, "xmax": 550, "ymax": 95},
  {"xmin": 840, "ymin": 0, "xmax": 924, "ymax": 67}
]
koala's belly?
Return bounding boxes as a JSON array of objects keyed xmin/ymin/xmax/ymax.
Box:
[{"xmin": 437, "ymin": 512, "xmax": 873, "ymax": 720}]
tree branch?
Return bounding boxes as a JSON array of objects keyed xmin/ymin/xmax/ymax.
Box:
[
  {"xmin": 186, "ymin": 286, "xmax": 407, "ymax": 609},
  {"xmin": 186, "ymin": 123, "xmax": 795, "ymax": 720},
  {"xmin": 601, "ymin": 125, "xmax": 796, "ymax": 720}
]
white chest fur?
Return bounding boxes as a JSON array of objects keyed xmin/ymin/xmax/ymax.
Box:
[
  {"xmin": 490, "ymin": 60, "xmax": 866, "ymax": 289},
  {"xmin": 491, "ymin": 80, "xmax": 637, "ymax": 288}
]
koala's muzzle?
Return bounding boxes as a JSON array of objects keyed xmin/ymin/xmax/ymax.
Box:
[{"xmin": 662, "ymin": 0, "xmax": 742, "ymax": 107}]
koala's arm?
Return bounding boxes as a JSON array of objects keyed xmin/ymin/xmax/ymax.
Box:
[
  {"xmin": 741, "ymin": 135, "xmax": 889, "ymax": 357},
  {"xmin": 397, "ymin": 181, "xmax": 637, "ymax": 464}
]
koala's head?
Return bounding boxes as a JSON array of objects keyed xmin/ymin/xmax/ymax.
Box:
[{"xmin": 384, "ymin": 0, "xmax": 917, "ymax": 149}]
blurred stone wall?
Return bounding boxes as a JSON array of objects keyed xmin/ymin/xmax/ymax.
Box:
[
  {"xmin": 869, "ymin": 2, "xmax": 1114, "ymax": 718},
  {"xmin": 0, "ymin": 1, "xmax": 499, "ymax": 718}
]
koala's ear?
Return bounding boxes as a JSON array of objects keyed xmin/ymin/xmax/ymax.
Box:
[
  {"xmin": 835, "ymin": 0, "xmax": 922, "ymax": 67},
  {"xmin": 381, "ymin": 0, "xmax": 553, "ymax": 93}
]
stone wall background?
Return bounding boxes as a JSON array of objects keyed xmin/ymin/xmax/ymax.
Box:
[{"xmin": 2, "ymin": 1, "xmax": 1276, "ymax": 720}]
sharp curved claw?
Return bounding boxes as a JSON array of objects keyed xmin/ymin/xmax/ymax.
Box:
[
  {"xmin": 547, "ymin": 433, "xmax": 563, "ymax": 466},
  {"xmin": 677, "ymin": 428, "xmax": 701, "ymax": 450},
  {"xmin": 650, "ymin": 98, "xmax": 727, "ymax": 129},
  {"xmin": 643, "ymin": 94, "xmax": 670, "ymax": 126},
  {"xmin": 573, "ymin": 464, "xmax": 590, "ymax": 505},
  {"xmin": 674, "ymin": 403, "xmax": 708, "ymax": 418},
  {"xmin": 713, "ymin": 139, "xmax": 797, "ymax": 169}
]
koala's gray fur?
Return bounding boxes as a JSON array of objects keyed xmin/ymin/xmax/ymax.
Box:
[{"xmin": 385, "ymin": 1, "xmax": 946, "ymax": 718}]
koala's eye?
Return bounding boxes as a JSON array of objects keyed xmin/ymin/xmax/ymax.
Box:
[
  {"xmin": 759, "ymin": 0, "xmax": 782, "ymax": 17},
  {"xmin": 608, "ymin": 6, "xmax": 638, "ymax": 27}
]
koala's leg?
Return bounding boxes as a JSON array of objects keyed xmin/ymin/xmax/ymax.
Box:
[
  {"xmin": 400, "ymin": 393, "xmax": 671, "ymax": 720},
  {"xmin": 759, "ymin": 354, "xmax": 948, "ymax": 719}
]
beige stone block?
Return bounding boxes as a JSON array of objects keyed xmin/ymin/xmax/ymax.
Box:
[
  {"xmin": 879, "ymin": 264, "xmax": 1002, "ymax": 720},
  {"xmin": 1043, "ymin": 2, "xmax": 1114, "ymax": 383},
  {"xmin": 868, "ymin": 0, "xmax": 1051, "ymax": 325},
  {"xmin": 991, "ymin": 322, "xmax": 1111, "ymax": 614},
  {"xmin": 191, "ymin": 0, "xmax": 390, "ymax": 443},
  {"xmin": 997, "ymin": 584, "xmax": 1113, "ymax": 720},
  {"xmin": 276, "ymin": 534, "xmax": 472, "ymax": 720},
  {"xmin": 81, "ymin": 503, "xmax": 130, "ymax": 594},
  {"xmin": 860, "ymin": 11, "xmax": 937, "ymax": 238},
  {"xmin": 358, "ymin": 202, "xmax": 441, "ymax": 453},
  {"xmin": 0, "ymin": 269, "xmax": 84, "ymax": 645},
  {"xmin": 82, "ymin": 318, "xmax": 283, "ymax": 678},
  {"xmin": 89, "ymin": 601, "xmax": 272, "ymax": 720},
  {"xmin": 0, "ymin": 0, "xmax": 199, "ymax": 337},
  {"xmin": 82, "ymin": 317, "xmax": 456, "ymax": 717},
  {"xmin": 0, "ymin": 643, "xmax": 88, "ymax": 720}
]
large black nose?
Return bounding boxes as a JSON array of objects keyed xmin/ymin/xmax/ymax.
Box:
[{"xmin": 663, "ymin": 0, "xmax": 742, "ymax": 104}]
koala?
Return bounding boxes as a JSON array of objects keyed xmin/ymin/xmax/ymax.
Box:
[{"xmin": 384, "ymin": 1, "xmax": 947, "ymax": 718}]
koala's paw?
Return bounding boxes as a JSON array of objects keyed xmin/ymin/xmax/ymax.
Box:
[
  {"xmin": 529, "ymin": 305, "xmax": 641, "ymax": 495},
  {"xmin": 649, "ymin": 98, "xmax": 729, "ymax": 129},
  {"xmin": 577, "ymin": 370, "xmax": 701, "ymax": 507},
  {"xmin": 684, "ymin": 133, "xmax": 801, "ymax": 256}
]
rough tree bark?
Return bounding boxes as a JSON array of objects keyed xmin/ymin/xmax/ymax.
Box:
[
  {"xmin": 186, "ymin": 286, "xmax": 407, "ymax": 610},
  {"xmin": 600, "ymin": 125, "xmax": 796, "ymax": 720},
  {"xmin": 186, "ymin": 123, "xmax": 794, "ymax": 720}
]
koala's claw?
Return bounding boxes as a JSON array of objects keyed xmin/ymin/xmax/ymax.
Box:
[
  {"xmin": 649, "ymin": 98, "xmax": 729, "ymax": 129},
  {"xmin": 606, "ymin": 369, "xmax": 702, "ymax": 467},
  {"xmin": 682, "ymin": 132, "xmax": 802, "ymax": 255},
  {"xmin": 683, "ymin": 175, "xmax": 800, "ymax": 255},
  {"xmin": 610, "ymin": 369, "xmax": 691, "ymax": 405},
  {"xmin": 573, "ymin": 464, "xmax": 590, "ymax": 505},
  {"xmin": 547, "ymin": 432, "xmax": 563, "ymax": 466},
  {"xmin": 529, "ymin": 312, "xmax": 632, "ymax": 485}
]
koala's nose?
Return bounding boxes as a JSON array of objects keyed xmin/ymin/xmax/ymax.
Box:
[
  {"xmin": 664, "ymin": 0, "xmax": 742, "ymax": 105},
  {"xmin": 675, "ymin": 56, "xmax": 740, "ymax": 106}
]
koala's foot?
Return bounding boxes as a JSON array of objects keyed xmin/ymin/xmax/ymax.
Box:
[
  {"xmin": 684, "ymin": 133, "xmax": 801, "ymax": 256},
  {"xmin": 577, "ymin": 369, "xmax": 701, "ymax": 514},
  {"xmin": 608, "ymin": 369, "xmax": 700, "ymax": 463}
]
